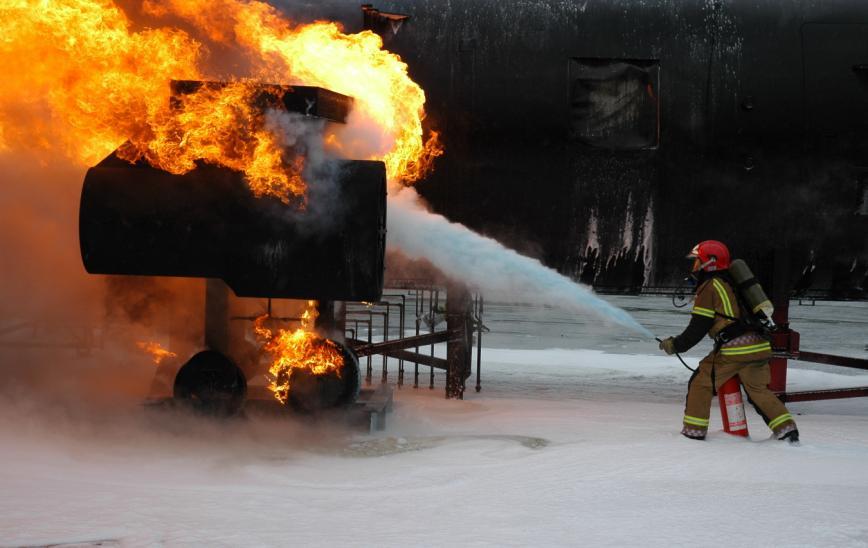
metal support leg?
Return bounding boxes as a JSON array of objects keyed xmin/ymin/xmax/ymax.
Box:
[
  {"xmin": 429, "ymin": 290, "xmax": 437, "ymax": 390},
  {"xmin": 446, "ymin": 284, "xmax": 472, "ymax": 399},
  {"xmin": 475, "ymin": 295, "xmax": 483, "ymax": 393},
  {"xmin": 382, "ymin": 306, "xmax": 389, "ymax": 384},
  {"xmin": 204, "ymin": 279, "xmax": 230, "ymax": 355},
  {"xmin": 414, "ymin": 290, "xmax": 422, "ymax": 388}
]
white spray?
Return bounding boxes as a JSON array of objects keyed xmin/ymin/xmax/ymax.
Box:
[{"xmin": 387, "ymin": 189, "xmax": 653, "ymax": 337}]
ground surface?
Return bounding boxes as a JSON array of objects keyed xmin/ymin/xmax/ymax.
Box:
[{"xmin": 1, "ymin": 297, "xmax": 867, "ymax": 547}]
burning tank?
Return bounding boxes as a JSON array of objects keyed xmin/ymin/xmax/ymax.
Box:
[{"xmin": 80, "ymin": 81, "xmax": 385, "ymax": 414}]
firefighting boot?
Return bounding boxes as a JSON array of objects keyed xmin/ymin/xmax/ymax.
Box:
[
  {"xmin": 681, "ymin": 426, "xmax": 706, "ymax": 440},
  {"xmin": 778, "ymin": 429, "xmax": 800, "ymax": 444}
]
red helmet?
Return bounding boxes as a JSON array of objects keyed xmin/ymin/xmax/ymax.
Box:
[{"xmin": 687, "ymin": 240, "xmax": 731, "ymax": 272}]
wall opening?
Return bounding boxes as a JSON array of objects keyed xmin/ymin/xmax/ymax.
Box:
[{"xmin": 568, "ymin": 58, "xmax": 660, "ymax": 150}]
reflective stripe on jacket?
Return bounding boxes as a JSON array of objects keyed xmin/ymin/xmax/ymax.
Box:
[{"xmin": 691, "ymin": 275, "xmax": 771, "ymax": 360}]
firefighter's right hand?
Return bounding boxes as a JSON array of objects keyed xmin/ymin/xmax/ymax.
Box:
[{"xmin": 659, "ymin": 337, "xmax": 676, "ymax": 355}]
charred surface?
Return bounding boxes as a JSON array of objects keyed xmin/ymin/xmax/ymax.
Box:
[
  {"xmin": 286, "ymin": 342, "xmax": 361, "ymax": 412},
  {"xmin": 317, "ymin": 0, "xmax": 868, "ymax": 296},
  {"xmin": 79, "ymin": 152, "xmax": 386, "ymax": 301},
  {"xmin": 173, "ymin": 350, "xmax": 247, "ymax": 416},
  {"xmin": 170, "ymin": 80, "xmax": 353, "ymax": 123}
]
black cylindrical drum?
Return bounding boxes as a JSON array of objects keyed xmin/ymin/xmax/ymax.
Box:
[
  {"xmin": 286, "ymin": 341, "xmax": 361, "ymax": 412},
  {"xmin": 79, "ymin": 152, "xmax": 386, "ymax": 301}
]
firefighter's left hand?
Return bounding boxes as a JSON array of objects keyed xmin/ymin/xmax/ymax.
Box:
[{"xmin": 659, "ymin": 337, "xmax": 676, "ymax": 355}]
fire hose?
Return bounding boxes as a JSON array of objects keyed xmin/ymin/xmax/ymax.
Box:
[
  {"xmin": 655, "ymin": 337, "xmax": 696, "ymax": 372},
  {"xmin": 655, "ymin": 337, "xmax": 750, "ymax": 435}
]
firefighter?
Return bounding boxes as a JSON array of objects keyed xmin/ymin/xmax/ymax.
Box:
[{"xmin": 658, "ymin": 240, "xmax": 799, "ymax": 442}]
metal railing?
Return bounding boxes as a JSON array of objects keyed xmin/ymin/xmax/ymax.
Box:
[{"xmin": 344, "ymin": 285, "xmax": 485, "ymax": 398}]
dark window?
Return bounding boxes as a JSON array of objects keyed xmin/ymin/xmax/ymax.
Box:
[{"xmin": 568, "ymin": 58, "xmax": 660, "ymax": 150}]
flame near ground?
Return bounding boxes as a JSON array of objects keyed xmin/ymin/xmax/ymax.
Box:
[{"xmin": 253, "ymin": 301, "xmax": 344, "ymax": 404}]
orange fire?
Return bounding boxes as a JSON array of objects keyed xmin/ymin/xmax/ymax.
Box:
[
  {"xmin": 0, "ymin": 0, "xmax": 442, "ymax": 202},
  {"xmin": 115, "ymin": 81, "xmax": 307, "ymax": 204},
  {"xmin": 254, "ymin": 301, "xmax": 344, "ymax": 404},
  {"xmin": 136, "ymin": 341, "xmax": 177, "ymax": 365}
]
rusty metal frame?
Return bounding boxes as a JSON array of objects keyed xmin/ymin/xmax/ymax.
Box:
[
  {"xmin": 779, "ymin": 387, "xmax": 868, "ymax": 403},
  {"xmin": 342, "ymin": 283, "xmax": 482, "ymax": 399}
]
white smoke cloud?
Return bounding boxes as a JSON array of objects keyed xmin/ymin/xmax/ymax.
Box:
[
  {"xmin": 264, "ymin": 109, "xmax": 343, "ymax": 226},
  {"xmin": 328, "ymin": 108, "xmax": 395, "ymax": 175}
]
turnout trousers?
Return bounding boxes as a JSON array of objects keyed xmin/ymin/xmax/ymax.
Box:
[{"xmin": 682, "ymin": 354, "xmax": 797, "ymax": 439}]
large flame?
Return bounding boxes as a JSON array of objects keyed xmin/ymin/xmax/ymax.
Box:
[
  {"xmin": 0, "ymin": 0, "xmax": 200, "ymax": 163},
  {"xmin": 2, "ymin": 0, "xmax": 438, "ymax": 388},
  {"xmin": 254, "ymin": 301, "xmax": 344, "ymax": 405},
  {"xmin": 116, "ymin": 81, "xmax": 307, "ymax": 202},
  {"xmin": 0, "ymin": 0, "xmax": 442, "ymax": 202}
]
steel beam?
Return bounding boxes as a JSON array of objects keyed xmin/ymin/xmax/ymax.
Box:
[
  {"xmin": 375, "ymin": 349, "xmax": 448, "ymax": 370},
  {"xmin": 779, "ymin": 387, "xmax": 868, "ymax": 402},
  {"xmin": 793, "ymin": 351, "xmax": 868, "ymax": 371},
  {"xmin": 349, "ymin": 330, "xmax": 460, "ymax": 357}
]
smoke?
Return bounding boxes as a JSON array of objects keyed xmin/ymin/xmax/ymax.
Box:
[
  {"xmin": 329, "ymin": 107, "xmax": 397, "ymax": 178},
  {"xmin": 386, "ymin": 189, "xmax": 653, "ymax": 337},
  {"xmin": 0, "ymin": 153, "xmax": 204, "ymax": 413},
  {"xmin": 263, "ymin": 109, "xmax": 345, "ymax": 226}
]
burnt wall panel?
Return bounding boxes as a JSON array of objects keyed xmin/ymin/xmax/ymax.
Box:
[{"xmin": 323, "ymin": 0, "xmax": 868, "ymax": 296}]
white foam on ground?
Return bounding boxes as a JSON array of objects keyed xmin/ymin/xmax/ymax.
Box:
[{"xmin": 1, "ymin": 299, "xmax": 867, "ymax": 547}]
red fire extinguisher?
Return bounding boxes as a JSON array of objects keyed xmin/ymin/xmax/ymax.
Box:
[{"xmin": 718, "ymin": 376, "xmax": 749, "ymax": 437}]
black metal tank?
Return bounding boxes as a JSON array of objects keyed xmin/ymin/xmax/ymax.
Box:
[{"xmin": 79, "ymin": 151, "xmax": 386, "ymax": 301}]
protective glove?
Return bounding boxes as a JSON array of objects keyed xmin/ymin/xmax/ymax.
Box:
[{"xmin": 659, "ymin": 337, "xmax": 676, "ymax": 355}]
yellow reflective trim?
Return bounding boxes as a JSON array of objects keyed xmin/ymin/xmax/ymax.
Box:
[
  {"xmin": 768, "ymin": 413, "xmax": 793, "ymax": 429},
  {"xmin": 722, "ymin": 350, "xmax": 766, "ymax": 356},
  {"xmin": 721, "ymin": 345, "xmax": 771, "ymax": 355},
  {"xmin": 716, "ymin": 278, "xmax": 734, "ymax": 316},
  {"xmin": 683, "ymin": 415, "xmax": 710, "ymax": 426},
  {"xmin": 769, "ymin": 414, "xmax": 791, "ymax": 429},
  {"xmin": 712, "ymin": 278, "xmax": 734, "ymax": 317},
  {"xmin": 692, "ymin": 306, "xmax": 715, "ymax": 318},
  {"xmin": 724, "ymin": 342, "xmax": 771, "ymax": 351},
  {"xmin": 720, "ymin": 343, "xmax": 772, "ymax": 356},
  {"xmin": 721, "ymin": 348, "xmax": 770, "ymax": 356}
]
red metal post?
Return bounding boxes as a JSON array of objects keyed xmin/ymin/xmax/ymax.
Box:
[
  {"xmin": 769, "ymin": 326, "xmax": 797, "ymax": 393},
  {"xmin": 769, "ymin": 300, "xmax": 800, "ymax": 393},
  {"xmin": 768, "ymin": 249, "xmax": 794, "ymax": 393}
]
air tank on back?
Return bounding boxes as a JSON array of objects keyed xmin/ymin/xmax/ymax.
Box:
[{"xmin": 730, "ymin": 259, "xmax": 775, "ymax": 323}]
